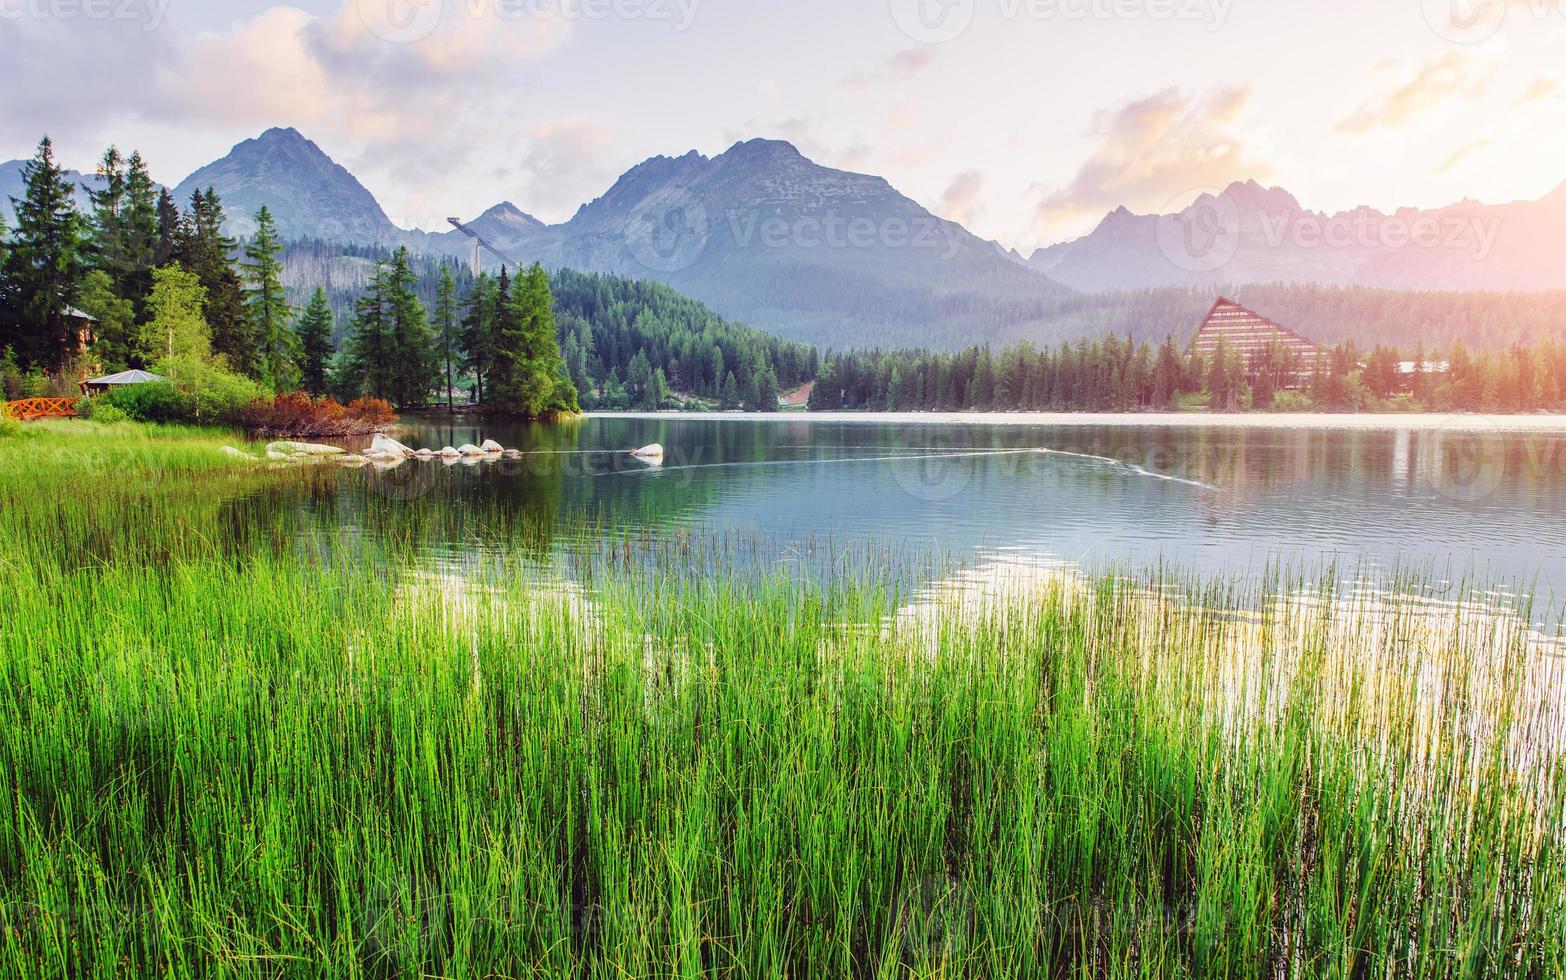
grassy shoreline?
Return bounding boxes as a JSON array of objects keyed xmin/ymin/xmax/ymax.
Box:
[{"xmin": 1, "ymin": 423, "xmax": 1562, "ymax": 976}]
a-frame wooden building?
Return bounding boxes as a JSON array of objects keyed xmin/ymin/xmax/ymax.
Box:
[{"xmin": 1185, "ymin": 297, "xmax": 1322, "ymax": 381}]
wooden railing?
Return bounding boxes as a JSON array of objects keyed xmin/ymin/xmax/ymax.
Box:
[{"xmin": 4, "ymin": 397, "xmax": 79, "ymax": 421}]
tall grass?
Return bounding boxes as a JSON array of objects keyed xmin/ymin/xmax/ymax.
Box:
[{"xmin": 0, "ymin": 423, "xmax": 1562, "ymax": 976}]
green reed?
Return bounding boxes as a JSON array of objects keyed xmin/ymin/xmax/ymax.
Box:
[{"xmin": 0, "ymin": 423, "xmax": 1562, "ymax": 977}]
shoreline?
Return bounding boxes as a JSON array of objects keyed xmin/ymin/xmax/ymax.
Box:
[{"xmin": 585, "ymin": 410, "xmax": 1566, "ymax": 432}]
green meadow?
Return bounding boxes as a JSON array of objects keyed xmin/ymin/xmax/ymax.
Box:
[{"xmin": 0, "ymin": 422, "xmax": 1562, "ymax": 977}]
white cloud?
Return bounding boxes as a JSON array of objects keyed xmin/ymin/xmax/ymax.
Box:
[
  {"xmin": 1033, "ymin": 87, "xmax": 1271, "ymax": 239},
  {"xmin": 1337, "ymin": 52, "xmax": 1491, "ymax": 135}
]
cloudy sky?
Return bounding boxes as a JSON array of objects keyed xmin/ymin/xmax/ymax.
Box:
[{"xmin": 2, "ymin": 0, "xmax": 1564, "ymax": 251}]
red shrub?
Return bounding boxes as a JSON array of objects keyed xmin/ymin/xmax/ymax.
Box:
[
  {"xmin": 240, "ymin": 394, "xmax": 398, "ymax": 437},
  {"xmin": 345, "ymin": 397, "xmax": 397, "ymax": 432}
]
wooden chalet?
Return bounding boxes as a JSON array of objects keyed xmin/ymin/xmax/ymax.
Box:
[{"xmin": 1186, "ymin": 297, "xmax": 1322, "ymax": 384}]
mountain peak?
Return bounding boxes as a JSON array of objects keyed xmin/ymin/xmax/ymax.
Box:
[
  {"xmin": 172, "ymin": 127, "xmax": 396, "ymax": 242},
  {"xmin": 481, "ymin": 201, "xmax": 543, "ymax": 225},
  {"xmin": 257, "ymin": 126, "xmax": 309, "ymax": 143},
  {"xmin": 1219, "ymin": 179, "xmax": 1301, "ymax": 213},
  {"xmin": 719, "ymin": 138, "xmax": 804, "ymax": 163}
]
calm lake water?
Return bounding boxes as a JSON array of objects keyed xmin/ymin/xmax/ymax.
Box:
[{"xmin": 325, "ymin": 412, "xmax": 1566, "ymax": 605}]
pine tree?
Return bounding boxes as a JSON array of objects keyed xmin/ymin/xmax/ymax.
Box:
[
  {"xmin": 87, "ymin": 148, "xmax": 129, "ymax": 281},
  {"xmin": 242, "ymin": 206, "xmax": 297, "ymax": 390},
  {"xmin": 2, "ymin": 136, "xmax": 86, "ymax": 370},
  {"xmin": 154, "ymin": 189, "xmax": 182, "ymax": 268},
  {"xmin": 120, "ymin": 151, "xmax": 159, "ymax": 322},
  {"xmin": 460, "ymin": 272, "xmax": 497, "ymax": 405},
  {"xmin": 489, "ymin": 262, "xmax": 577, "ymax": 417},
  {"xmin": 720, "ymin": 370, "xmax": 740, "ymax": 409},
  {"xmin": 344, "ymin": 260, "xmax": 392, "ymax": 400},
  {"xmin": 434, "ymin": 265, "xmax": 460, "ymax": 411},
  {"xmin": 385, "ymin": 246, "xmax": 436, "ymax": 409},
  {"xmin": 294, "ymin": 287, "xmax": 335, "ymax": 396},
  {"xmin": 182, "ymin": 189, "xmax": 249, "ymax": 371}
]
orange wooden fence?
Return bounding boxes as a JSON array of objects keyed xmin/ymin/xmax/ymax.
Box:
[{"xmin": 3, "ymin": 398, "xmax": 79, "ymax": 421}]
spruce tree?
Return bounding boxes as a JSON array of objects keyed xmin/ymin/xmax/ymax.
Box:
[
  {"xmin": 385, "ymin": 246, "xmax": 435, "ymax": 409},
  {"xmin": 120, "ymin": 151, "xmax": 159, "ymax": 322},
  {"xmin": 2, "ymin": 136, "xmax": 86, "ymax": 371},
  {"xmin": 154, "ymin": 189, "xmax": 182, "ymax": 267},
  {"xmin": 434, "ymin": 265, "xmax": 460, "ymax": 411},
  {"xmin": 345, "ymin": 261, "xmax": 391, "ymax": 400},
  {"xmin": 460, "ymin": 272, "xmax": 497, "ymax": 404},
  {"xmin": 87, "ymin": 148, "xmax": 129, "ymax": 280},
  {"xmin": 294, "ymin": 287, "xmax": 335, "ymax": 396},
  {"xmin": 182, "ymin": 189, "xmax": 249, "ymax": 371},
  {"xmin": 242, "ymin": 205, "xmax": 297, "ymax": 390},
  {"xmin": 488, "ymin": 263, "xmax": 577, "ymax": 417}
]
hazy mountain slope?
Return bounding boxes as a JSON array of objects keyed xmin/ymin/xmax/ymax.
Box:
[
  {"xmin": 1, "ymin": 160, "xmax": 110, "ymax": 226},
  {"xmin": 432, "ymin": 139, "xmax": 1075, "ymax": 349},
  {"xmin": 1032, "ymin": 179, "xmax": 1566, "ymax": 294}
]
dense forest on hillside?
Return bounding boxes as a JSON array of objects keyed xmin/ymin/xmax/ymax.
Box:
[
  {"xmin": 281, "ymin": 241, "xmax": 816, "ymax": 410},
  {"xmin": 985, "ymin": 284, "xmax": 1566, "ymax": 353},
  {"xmin": 811, "ymin": 333, "xmax": 1566, "ymax": 414}
]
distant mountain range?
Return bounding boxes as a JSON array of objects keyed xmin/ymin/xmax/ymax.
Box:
[
  {"xmin": 1031, "ymin": 178, "xmax": 1566, "ymax": 294},
  {"xmin": 0, "ymin": 159, "xmax": 106, "ymax": 225},
  {"xmin": 5, "ymin": 127, "xmax": 1566, "ymax": 349}
]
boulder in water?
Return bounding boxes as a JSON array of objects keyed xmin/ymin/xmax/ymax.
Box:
[
  {"xmin": 439, "ymin": 446, "xmax": 461, "ymax": 458},
  {"xmin": 370, "ymin": 434, "xmax": 415, "ymax": 458},
  {"xmin": 414, "ymin": 448, "xmax": 436, "ymax": 458},
  {"xmin": 457, "ymin": 444, "xmax": 485, "ymax": 457},
  {"xmin": 479, "ymin": 439, "xmax": 504, "ymax": 454},
  {"xmin": 630, "ymin": 443, "xmax": 665, "ymax": 462}
]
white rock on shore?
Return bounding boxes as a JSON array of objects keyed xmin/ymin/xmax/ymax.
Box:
[{"xmin": 370, "ymin": 434, "xmax": 416, "ymax": 458}]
